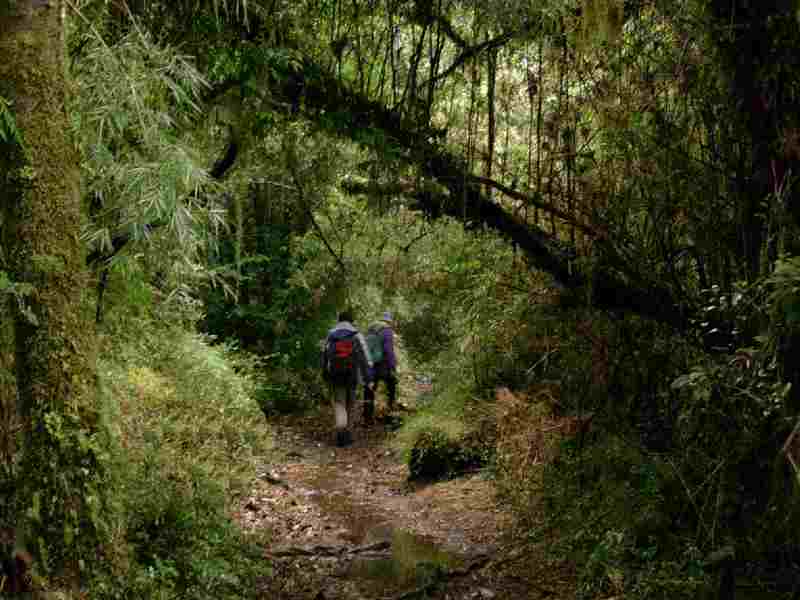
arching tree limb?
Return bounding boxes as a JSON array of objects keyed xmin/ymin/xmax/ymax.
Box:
[{"xmin": 270, "ymin": 57, "xmax": 689, "ymax": 327}]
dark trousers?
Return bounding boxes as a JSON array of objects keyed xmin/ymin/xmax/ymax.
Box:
[{"xmin": 364, "ymin": 365, "xmax": 397, "ymax": 420}]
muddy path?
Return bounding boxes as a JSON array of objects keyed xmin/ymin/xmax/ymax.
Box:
[{"xmin": 235, "ymin": 403, "xmax": 575, "ymax": 599}]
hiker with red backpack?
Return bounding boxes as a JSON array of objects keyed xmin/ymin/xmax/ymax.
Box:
[
  {"xmin": 364, "ymin": 311, "xmax": 398, "ymax": 424},
  {"xmin": 322, "ymin": 310, "xmax": 372, "ymax": 447}
]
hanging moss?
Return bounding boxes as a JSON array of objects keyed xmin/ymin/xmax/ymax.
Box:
[
  {"xmin": 607, "ymin": 0, "xmax": 624, "ymax": 40},
  {"xmin": 582, "ymin": 0, "xmax": 624, "ymax": 45}
]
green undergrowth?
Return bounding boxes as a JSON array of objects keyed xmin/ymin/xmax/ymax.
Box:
[
  {"xmin": 92, "ymin": 314, "xmax": 274, "ymax": 598},
  {"xmin": 504, "ymin": 307, "xmax": 800, "ymax": 600},
  {"xmin": 541, "ymin": 435, "xmax": 710, "ymax": 599},
  {"xmin": 495, "ymin": 311, "xmax": 712, "ymax": 599}
]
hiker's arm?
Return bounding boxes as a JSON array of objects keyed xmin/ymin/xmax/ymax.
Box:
[
  {"xmin": 320, "ymin": 337, "xmax": 332, "ymax": 380},
  {"xmin": 383, "ymin": 328, "xmax": 397, "ymax": 371}
]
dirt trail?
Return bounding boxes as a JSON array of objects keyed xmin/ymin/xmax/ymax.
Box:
[{"xmin": 235, "ymin": 403, "xmax": 574, "ymax": 599}]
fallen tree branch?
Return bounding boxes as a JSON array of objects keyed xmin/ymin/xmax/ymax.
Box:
[
  {"xmin": 469, "ymin": 175, "xmax": 598, "ymax": 238},
  {"xmin": 389, "ymin": 547, "xmax": 538, "ymax": 600},
  {"xmin": 270, "ymin": 540, "xmax": 391, "ymax": 558},
  {"xmin": 342, "ymin": 175, "xmax": 597, "ymax": 241}
]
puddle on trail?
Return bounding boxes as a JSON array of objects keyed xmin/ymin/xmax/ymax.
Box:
[
  {"xmin": 305, "ymin": 461, "xmax": 464, "ymax": 595},
  {"xmin": 347, "ymin": 527, "xmax": 459, "ymax": 594}
]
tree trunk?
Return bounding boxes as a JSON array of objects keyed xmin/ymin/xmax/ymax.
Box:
[
  {"xmin": 0, "ymin": 0, "xmax": 105, "ymax": 577},
  {"xmin": 0, "ymin": 296, "xmax": 15, "ymax": 471},
  {"xmin": 707, "ymin": 0, "xmax": 800, "ymax": 410},
  {"xmin": 485, "ymin": 43, "xmax": 497, "ymax": 200}
]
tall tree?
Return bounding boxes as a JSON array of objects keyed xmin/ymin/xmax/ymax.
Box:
[
  {"xmin": 0, "ymin": 0, "xmax": 108, "ymax": 580},
  {"xmin": 706, "ymin": 0, "xmax": 800, "ymax": 409}
]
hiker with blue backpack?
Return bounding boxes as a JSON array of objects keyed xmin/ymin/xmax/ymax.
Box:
[
  {"xmin": 322, "ymin": 310, "xmax": 372, "ymax": 447},
  {"xmin": 364, "ymin": 311, "xmax": 398, "ymax": 424}
]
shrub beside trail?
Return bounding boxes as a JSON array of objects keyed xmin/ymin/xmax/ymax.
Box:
[{"xmin": 94, "ymin": 317, "xmax": 274, "ymax": 598}]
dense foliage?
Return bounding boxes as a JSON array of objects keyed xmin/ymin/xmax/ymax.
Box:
[{"xmin": 2, "ymin": 0, "xmax": 800, "ymax": 596}]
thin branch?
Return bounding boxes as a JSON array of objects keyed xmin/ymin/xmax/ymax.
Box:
[
  {"xmin": 409, "ymin": 3, "xmax": 467, "ymax": 49},
  {"xmin": 285, "ymin": 148, "xmax": 348, "ymax": 274},
  {"xmin": 469, "ymin": 175, "xmax": 599, "ymax": 238},
  {"xmin": 429, "ymin": 13, "xmax": 468, "ymax": 48},
  {"xmin": 400, "ymin": 227, "xmax": 433, "ymax": 252},
  {"xmin": 419, "ymin": 23, "xmax": 534, "ymax": 90},
  {"xmin": 270, "ymin": 540, "xmax": 390, "ymax": 558}
]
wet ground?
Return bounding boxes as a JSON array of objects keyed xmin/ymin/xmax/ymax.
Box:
[{"xmin": 234, "ymin": 401, "xmax": 575, "ymax": 600}]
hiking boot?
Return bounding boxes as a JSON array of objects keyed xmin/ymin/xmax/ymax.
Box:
[
  {"xmin": 335, "ymin": 430, "xmax": 352, "ymax": 447},
  {"xmin": 363, "ymin": 403, "xmax": 374, "ymax": 425}
]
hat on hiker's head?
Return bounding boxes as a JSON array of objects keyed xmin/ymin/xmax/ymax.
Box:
[{"xmin": 382, "ymin": 311, "xmax": 393, "ymax": 322}]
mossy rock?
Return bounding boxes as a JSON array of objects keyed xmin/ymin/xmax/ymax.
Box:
[
  {"xmin": 408, "ymin": 429, "xmax": 458, "ymax": 480},
  {"xmin": 408, "ymin": 428, "xmax": 488, "ymax": 481}
]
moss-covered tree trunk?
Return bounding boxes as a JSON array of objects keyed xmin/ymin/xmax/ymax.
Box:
[{"xmin": 0, "ymin": 0, "xmax": 107, "ymax": 580}]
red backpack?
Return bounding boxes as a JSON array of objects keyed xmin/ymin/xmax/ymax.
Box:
[{"xmin": 326, "ymin": 331, "xmax": 357, "ymax": 382}]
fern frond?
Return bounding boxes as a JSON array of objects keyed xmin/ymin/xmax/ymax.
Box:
[{"xmin": 0, "ymin": 95, "xmax": 21, "ymax": 146}]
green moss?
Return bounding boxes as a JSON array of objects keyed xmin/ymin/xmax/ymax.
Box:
[
  {"xmin": 0, "ymin": 0, "xmax": 111, "ymax": 582},
  {"xmin": 0, "ymin": 1, "xmax": 17, "ymax": 17}
]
